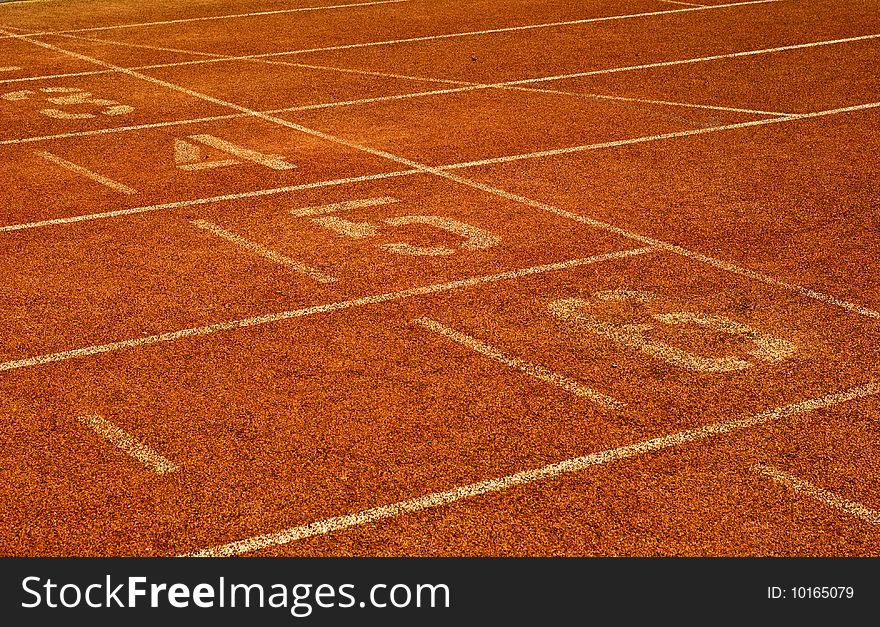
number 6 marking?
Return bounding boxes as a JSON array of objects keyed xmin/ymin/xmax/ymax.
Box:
[{"xmin": 548, "ymin": 290, "xmax": 795, "ymax": 372}]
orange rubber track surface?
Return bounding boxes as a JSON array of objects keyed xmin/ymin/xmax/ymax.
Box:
[{"xmin": 0, "ymin": 0, "xmax": 878, "ymax": 557}]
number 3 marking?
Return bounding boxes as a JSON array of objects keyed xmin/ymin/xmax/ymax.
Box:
[
  {"xmin": 1, "ymin": 86, "xmax": 134, "ymax": 119},
  {"xmin": 548, "ymin": 290, "xmax": 795, "ymax": 372}
]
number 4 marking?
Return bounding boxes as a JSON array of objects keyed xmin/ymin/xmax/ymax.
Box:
[{"xmin": 175, "ymin": 135, "xmax": 296, "ymax": 171}]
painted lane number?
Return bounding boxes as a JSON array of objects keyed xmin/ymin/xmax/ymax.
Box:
[
  {"xmin": 2, "ymin": 86, "xmax": 134, "ymax": 119},
  {"xmin": 548, "ymin": 289, "xmax": 795, "ymax": 372},
  {"xmin": 292, "ymin": 196, "xmax": 500, "ymax": 257}
]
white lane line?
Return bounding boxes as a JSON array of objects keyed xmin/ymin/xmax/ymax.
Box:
[
  {"xmin": 0, "ymin": 65, "xmax": 21, "ymax": 71},
  {"xmin": 180, "ymin": 0, "xmax": 784, "ymax": 59},
  {"xmin": 273, "ymin": 57, "xmax": 792, "ymax": 117},
  {"xmin": 36, "ymin": 150, "xmax": 138, "ymax": 195},
  {"xmin": 9, "ymin": 0, "xmax": 409, "ymax": 37},
  {"xmin": 56, "ymin": 28, "xmax": 791, "ymax": 119},
  {"xmin": 291, "ymin": 196, "xmax": 398, "ymax": 217},
  {"xmin": 4, "ymin": 0, "xmax": 779, "ymax": 42},
  {"xmin": 0, "ymin": 112, "xmax": 243, "ymax": 144},
  {"xmin": 0, "ymin": 0, "xmax": 60, "ymax": 6},
  {"xmin": 0, "ymin": 68, "xmax": 111, "ymax": 84},
  {"xmin": 506, "ymin": 33, "xmax": 880, "ymax": 87},
  {"xmin": 47, "ymin": 29, "xmax": 225, "ymax": 59},
  {"xmin": 754, "ymin": 464, "xmax": 880, "ymax": 525},
  {"xmin": 658, "ymin": 0, "xmax": 706, "ymax": 7},
  {"xmin": 191, "ymin": 219, "xmax": 336, "ymax": 283},
  {"xmin": 568, "ymin": 91, "xmax": 790, "ymax": 117},
  {"xmin": 443, "ymin": 101, "xmax": 880, "ymax": 170},
  {"xmin": 184, "ymin": 382, "xmax": 880, "ymax": 556},
  {"xmin": 77, "ymin": 415, "xmax": 179, "ymax": 474},
  {"xmin": 413, "ymin": 317, "xmax": 624, "ymax": 409},
  {"xmin": 0, "ymin": 170, "xmax": 420, "ymax": 232},
  {"xmin": 5, "ymin": 29, "xmax": 874, "ymax": 143},
  {"xmin": 3, "ymin": 23, "xmax": 874, "ymax": 92},
  {"xmin": 0, "ymin": 86, "xmax": 484, "ymax": 146},
  {"xmin": 6, "ymin": 30, "xmax": 879, "ymax": 324},
  {"xmin": 0, "ymin": 248, "xmax": 655, "ymax": 373}
]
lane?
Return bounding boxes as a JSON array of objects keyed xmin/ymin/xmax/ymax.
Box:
[
  {"xmin": 0, "ymin": 117, "xmax": 396, "ymax": 225},
  {"xmin": 548, "ymin": 37, "xmax": 880, "ymax": 114},
  {"xmin": 141, "ymin": 58, "xmax": 452, "ymax": 112},
  {"xmin": 0, "ymin": 249, "xmax": 647, "ymax": 555},
  {"xmin": 0, "ymin": 71, "xmax": 231, "ymax": 141},
  {"xmin": 251, "ymin": 396, "xmax": 880, "ymax": 556},
  {"xmin": 26, "ymin": 0, "xmax": 707, "ymax": 57},
  {"xmin": 3, "ymin": 249, "xmax": 879, "ymax": 555},
  {"xmin": 288, "ymin": 0, "xmax": 880, "ymax": 84},
  {"xmin": 456, "ymin": 107, "xmax": 880, "ymax": 309},
  {"xmin": 0, "ymin": 173, "xmax": 630, "ymax": 361},
  {"xmin": 0, "ymin": 0, "xmax": 407, "ymax": 32},
  {"xmin": 280, "ymin": 87, "xmax": 766, "ymax": 166},
  {"xmin": 0, "ymin": 36, "xmax": 101, "ymax": 79}
]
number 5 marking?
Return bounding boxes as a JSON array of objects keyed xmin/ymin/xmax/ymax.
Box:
[
  {"xmin": 548, "ymin": 290, "xmax": 795, "ymax": 372},
  {"xmin": 381, "ymin": 215, "xmax": 500, "ymax": 256},
  {"xmin": 292, "ymin": 197, "xmax": 500, "ymax": 256}
]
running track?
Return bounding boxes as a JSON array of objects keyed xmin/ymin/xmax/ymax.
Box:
[{"xmin": 1, "ymin": 0, "xmax": 879, "ymax": 556}]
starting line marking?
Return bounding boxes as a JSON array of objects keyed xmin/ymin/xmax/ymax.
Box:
[
  {"xmin": 184, "ymin": 382, "xmax": 880, "ymax": 556},
  {"xmin": 36, "ymin": 150, "xmax": 138, "ymax": 195},
  {"xmin": 413, "ymin": 317, "xmax": 624, "ymax": 410},
  {"xmin": 191, "ymin": 219, "xmax": 337, "ymax": 284},
  {"xmin": 77, "ymin": 415, "xmax": 179, "ymax": 475},
  {"xmin": 753, "ymin": 464, "xmax": 880, "ymax": 525},
  {"xmin": 0, "ymin": 248, "xmax": 655, "ymax": 373}
]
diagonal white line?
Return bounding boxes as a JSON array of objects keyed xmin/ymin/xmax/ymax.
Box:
[
  {"xmin": 191, "ymin": 219, "xmax": 336, "ymax": 283},
  {"xmin": 504, "ymin": 33, "xmax": 880, "ymax": 87},
  {"xmin": 2, "ymin": 26, "xmax": 877, "ymax": 327},
  {"xmin": 0, "ymin": 169, "xmax": 420, "ymax": 232},
  {"xmin": 658, "ymin": 0, "xmax": 706, "ymax": 7},
  {"xmin": 4, "ymin": 32, "xmax": 874, "ymax": 142},
  {"xmin": 441, "ymin": 101, "xmax": 880, "ymax": 170},
  {"xmin": 37, "ymin": 150, "xmax": 138, "ymax": 194},
  {"xmin": 78, "ymin": 415, "xmax": 179, "ymax": 474},
  {"xmin": 183, "ymin": 382, "xmax": 880, "ymax": 556},
  {"xmin": 3, "ymin": 0, "xmax": 409, "ymax": 36},
  {"xmin": 754, "ymin": 464, "xmax": 880, "ymax": 525},
  {"xmin": 0, "ymin": 248, "xmax": 655, "ymax": 373},
  {"xmin": 413, "ymin": 317, "xmax": 624, "ymax": 409}
]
